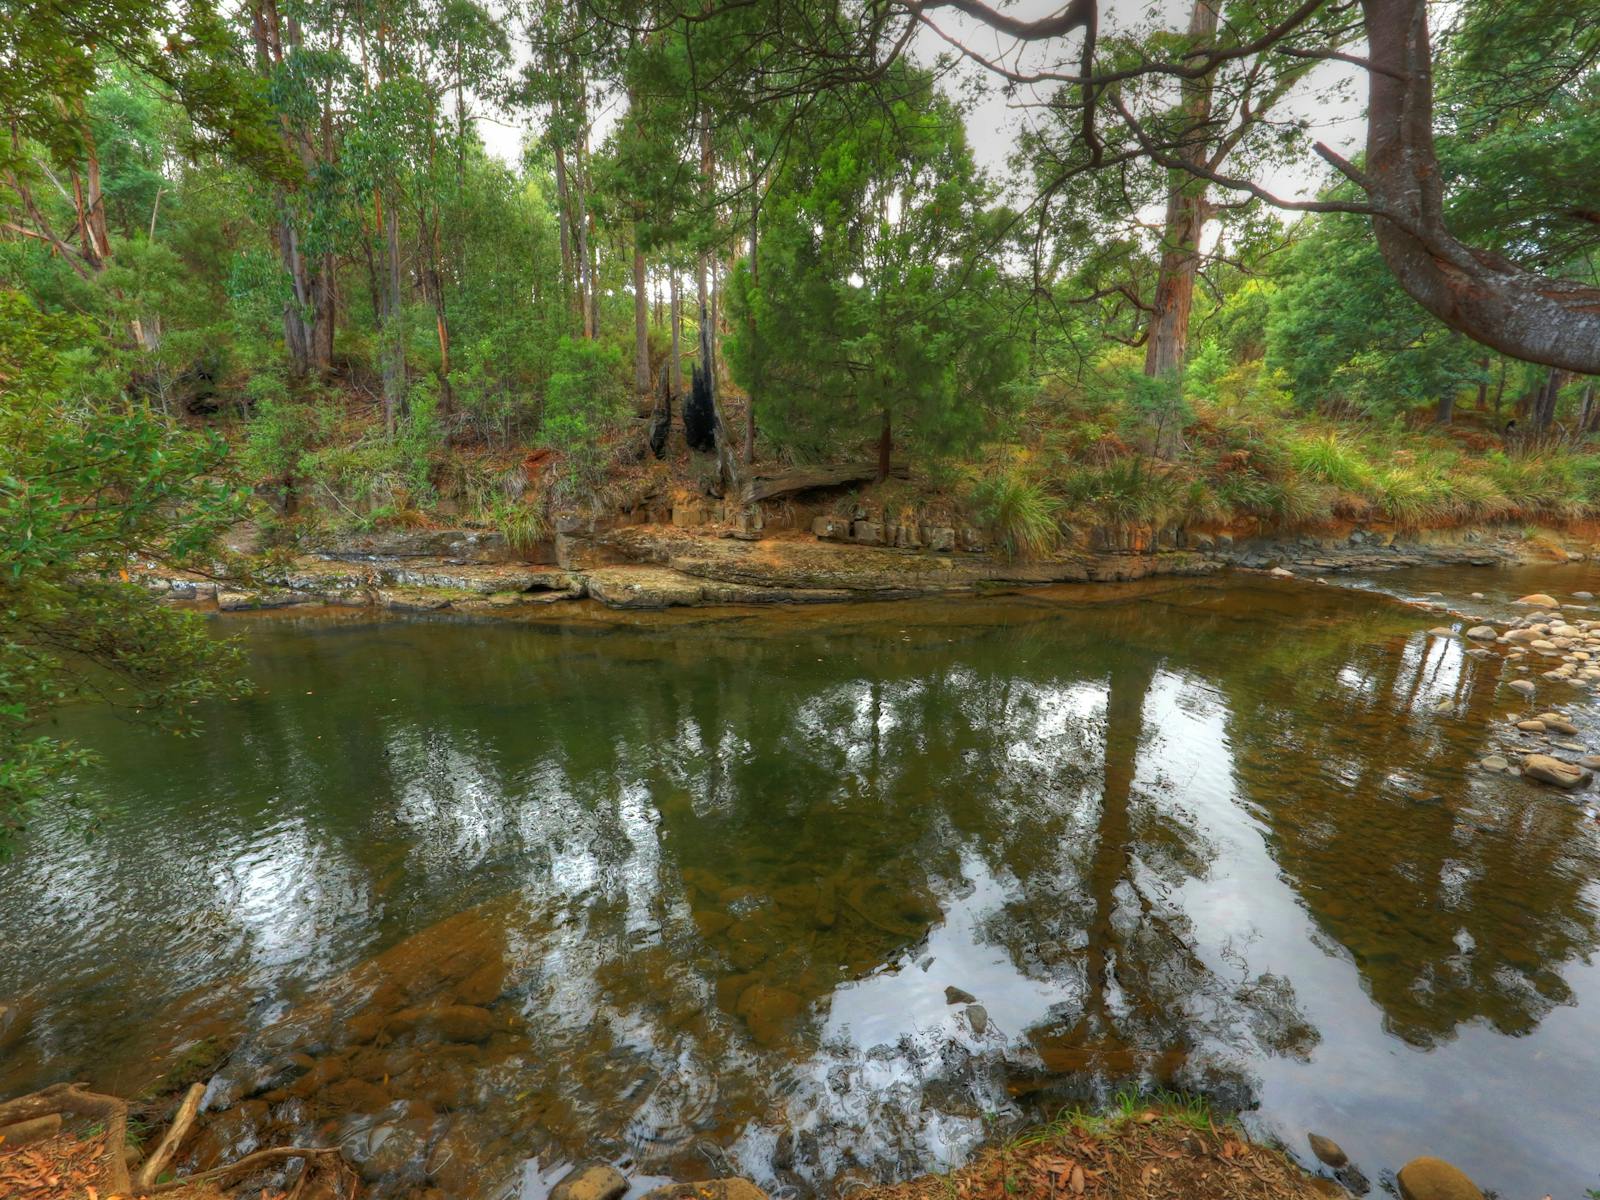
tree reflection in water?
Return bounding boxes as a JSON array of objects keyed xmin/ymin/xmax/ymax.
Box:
[{"xmin": 2, "ymin": 579, "xmax": 1598, "ymax": 1198}]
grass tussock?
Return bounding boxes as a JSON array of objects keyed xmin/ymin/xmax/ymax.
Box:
[{"xmin": 860, "ymin": 1092, "xmax": 1328, "ymax": 1200}]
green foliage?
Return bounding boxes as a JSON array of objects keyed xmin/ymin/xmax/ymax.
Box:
[
  {"xmin": 727, "ymin": 66, "xmax": 1026, "ymax": 462},
  {"xmin": 971, "ymin": 468, "xmax": 1062, "ymax": 560},
  {"xmin": 542, "ymin": 337, "xmax": 627, "ymax": 496},
  {"xmin": 0, "ymin": 291, "xmax": 248, "ymax": 849}
]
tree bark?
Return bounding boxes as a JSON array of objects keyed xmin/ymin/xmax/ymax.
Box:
[
  {"xmin": 877, "ymin": 408, "xmax": 892, "ymax": 482},
  {"xmin": 1143, "ymin": 0, "xmax": 1217, "ymax": 382},
  {"xmin": 1359, "ymin": 0, "xmax": 1600, "ymax": 373},
  {"xmin": 670, "ymin": 270, "xmax": 683, "ymax": 396},
  {"xmin": 553, "ymin": 142, "xmax": 575, "ymax": 315},
  {"xmin": 633, "ymin": 237, "xmax": 650, "ymax": 397}
]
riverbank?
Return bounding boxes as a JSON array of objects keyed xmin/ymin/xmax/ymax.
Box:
[
  {"xmin": 0, "ymin": 1086, "xmax": 1492, "ymax": 1200},
  {"xmin": 132, "ymin": 517, "xmax": 1583, "ymax": 615}
]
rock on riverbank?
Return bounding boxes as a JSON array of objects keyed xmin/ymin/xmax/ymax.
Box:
[{"xmin": 132, "ymin": 518, "xmax": 1556, "ymax": 614}]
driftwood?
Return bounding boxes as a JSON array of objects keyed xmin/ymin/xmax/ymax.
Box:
[
  {"xmin": 738, "ymin": 460, "xmax": 909, "ymax": 505},
  {"xmin": 147, "ymin": 1144, "xmax": 340, "ymax": 1193},
  {"xmin": 135, "ymin": 1081, "xmax": 205, "ymax": 1191},
  {"xmin": 0, "ymin": 1082, "xmax": 131, "ymax": 1197}
]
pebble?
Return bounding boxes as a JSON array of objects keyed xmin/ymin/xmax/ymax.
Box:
[
  {"xmin": 1508, "ymin": 679, "xmax": 1537, "ymax": 696},
  {"xmin": 1479, "ymin": 755, "xmax": 1510, "ymax": 772},
  {"xmin": 1516, "ymin": 719, "xmax": 1546, "ymax": 732},
  {"xmin": 1514, "ymin": 593, "xmax": 1560, "ymax": 607},
  {"xmin": 965, "ymin": 1004, "xmax": 988, "ymax": 1036},
  {"xmin": 1464, "ymin": 626, "xmax": 1497, "ymax": 641}
]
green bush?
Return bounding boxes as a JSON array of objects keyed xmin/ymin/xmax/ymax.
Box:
[
  {"xmin": 542, "ymin": 337, "xmax": 627, "ymax": 497},
  {"xmin": 972, "ymin": 469, "xmax": 1062, "ymax": 560}
]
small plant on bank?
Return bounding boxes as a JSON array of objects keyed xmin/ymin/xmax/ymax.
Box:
[{"xmin": 972, "ymin": 468, "xmax": 1062, "ymax": 560}]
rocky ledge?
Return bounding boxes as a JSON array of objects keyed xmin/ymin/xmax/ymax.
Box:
[{"xmin": 133, "ymin": 519, "xmax": 1563, "ymax": 614}]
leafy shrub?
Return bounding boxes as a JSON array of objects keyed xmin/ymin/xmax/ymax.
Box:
[{"xmin": 542, "ymin": 337, "xmax": 627, "ymax": 497}]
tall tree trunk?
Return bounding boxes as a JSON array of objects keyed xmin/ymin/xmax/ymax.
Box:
[
  {"xmin": 697, "ymin": 110, "xmax": 715, "ymax": 380},
  {"xmin": 743, "ymin": 166, "xmax": 759, "ymax": 465},
  {"xmin": 1142, "ymin": 0, "xmax": 1218, "ymax": 384},
  {"xmin": 381, "ymin": 194, "xmax": 405, "ymax": 438},
  {"xmin": 1535, "ymin": 368, "xmax": 1563, "ymax": 432},
  {"xmin": 1474, "ymin": 358, "xmax": 1489, "ymax": 410},
  {"xmin": 670, "ymin": 271, "xmax": 683, "ymax": 396},
  {"xmin": 877, "ymin": 409, "xmax": 892, "ymax": 482},
  {"xmin": 1435, "ymin": 389, "xmax": 1453, "ymax": 425},
  {"xmin": 633, "ymin": 236, "xmax": 650, "ymax": 398},
  {"xmin": 553, "ymin": 142, "xmax": 575, "ymax": 318}
]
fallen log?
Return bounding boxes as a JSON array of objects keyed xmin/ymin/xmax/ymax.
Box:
[
  {"xmin": 739, "ymin": 461, "xmax": 908, "ymax": 505},
  {"xmin": 135, "ymin": 1081, "xmax": 205, "ymax": 1191}
]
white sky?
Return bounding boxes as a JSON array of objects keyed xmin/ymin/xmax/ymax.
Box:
[{"xmin": 477, "ymin": 0, "xmax": 1369, "ymax": 212}]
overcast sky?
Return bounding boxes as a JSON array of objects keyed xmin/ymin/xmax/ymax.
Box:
[{"xmin": 477, "ymin": 0, "xmax": 1369, "ymax": 208}]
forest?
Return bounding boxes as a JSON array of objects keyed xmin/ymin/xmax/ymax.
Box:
[{"xmin": 2, "ymin": 0, "xmax": 1599, "ymax": 826}]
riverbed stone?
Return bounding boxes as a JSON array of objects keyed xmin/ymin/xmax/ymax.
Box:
[
  {"xmin": 550, "ymin": 1161, "xmax": 628, "ymax": 1200},
  {"xmin": 1463, "ymin": 626, "xmax": 1497, "ymax": 640},
  {"xmin": 1521, "ymin": 754, "xmax": 1590, "ymax": 789},
  {"xmin": 1306, "ymin": 1133, "xmax": 1348, "ymax": 1169},
  {"xmin": 1479, "ymin": 755, "xmax": 1510, "ymax": 772},
  {"xmin": 1516, "ymin": 719, "xmax": 1546, "ymax": 732},
  {"xmin": 944, "ymin": 986, "xmax": 976, "ymax": 1005},
  {"xmin": 1397, "ymin": 1157, "xmax": 1483, "ymax": 1200},
  {"xmin": 965, "ymin": 1004, "xmax": 989, "ymax": 1036},
  {"xmin": 1508, "ymin": 679, "xmax": 1537, "ymax": 696},
  {"xmin": 1514, "ymin": 593, "xmax": 1560, "ymax": 607},
  {"xmin": 639, "ymin": 1179, "xmax": 770, "ymax": 1200},
  {"xmin": 735, "ymin": 984, "xmax": 804, "ymax": 1047}
]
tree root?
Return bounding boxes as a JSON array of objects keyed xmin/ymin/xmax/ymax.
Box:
[
  {"xmin": 145, "ymin": 1145, "xmax": 341, "ymax": 1194},
  {"xmin": 135, "ymin": 1081, "xmax": 206, "ymax": 1192},
  {"xmin": 0, "ymin": 1081, "xmax": 131, "ymax": 1197}
]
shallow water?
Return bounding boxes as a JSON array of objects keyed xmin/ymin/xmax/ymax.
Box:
[{"xmin": 3, "ymin": 575, "xmax": 1600, "ymax": 1198}]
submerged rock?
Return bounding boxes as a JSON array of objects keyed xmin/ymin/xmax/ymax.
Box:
[
  {"xmin": 1463, "ymin": 626, "xmax": 1497, "ymax": 640},
  {"xmin": 1307, "ymin": 1132, "xmax": 1348, "ymax": 1169},
  {"xmin": 965, "ymin": 1005, "xmax": 989, "ymax": 1036},
  {"xmin": 550, "ymin": 1161, "xmax": 628, "ymax": 1200},
  {"xmin": 944, "ymin": 986, "xmax": 976, "ymax": 1005},
  {"xmin": 1514, "ymin": 593, "xmax": 1559, "ymax": 607},
  {"xmin": 1397, "ymin": 1157, "xmax": 1483, "ymax": 1200},
  {"xmin": 639, "ymin": 1180, "xmax": 769, "ymax": 1200},
  {"xmin": 1508, "ymin": 679, "xmax": 1537, "ymax": 696}
]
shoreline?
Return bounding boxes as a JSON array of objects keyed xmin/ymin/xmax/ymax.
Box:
[{"xmin": 133, "ymin": 520, "xmax": 1585, "ymax": 617}]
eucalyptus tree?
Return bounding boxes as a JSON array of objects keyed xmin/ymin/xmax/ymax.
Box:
[{"xmin": 595, "ymin": 0, "xmax": 1600, "ymax": 375}]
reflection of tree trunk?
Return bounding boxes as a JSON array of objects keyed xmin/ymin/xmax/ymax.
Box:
[{"xmin": 1081, "ymin": 658, "xmax": 1152, "ymax": 1031}]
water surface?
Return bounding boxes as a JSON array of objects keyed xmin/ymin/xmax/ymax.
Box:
[{"xmin": 3, "ymin": 576, "xmax": 1599, "ymax": 1197}]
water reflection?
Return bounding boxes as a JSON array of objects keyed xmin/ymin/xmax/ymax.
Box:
[{"xmin": 2, "ymin": 579, "xmax": 1599, "ymax": 1198}]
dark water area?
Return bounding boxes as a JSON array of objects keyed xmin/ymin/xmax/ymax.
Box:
[{"xmin": 3, "ymin": 576, "xmax": 1600, "ymax": 1198}]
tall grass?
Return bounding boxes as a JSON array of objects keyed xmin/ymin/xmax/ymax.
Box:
[{"xmin": 973, "ymin": 470, "xmax": 1063, "ymax": 560}]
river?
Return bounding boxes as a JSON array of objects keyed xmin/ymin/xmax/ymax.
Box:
[{"xmin": 2, "ymin": 570, "xmax": 1599, "ymax": 1198}]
